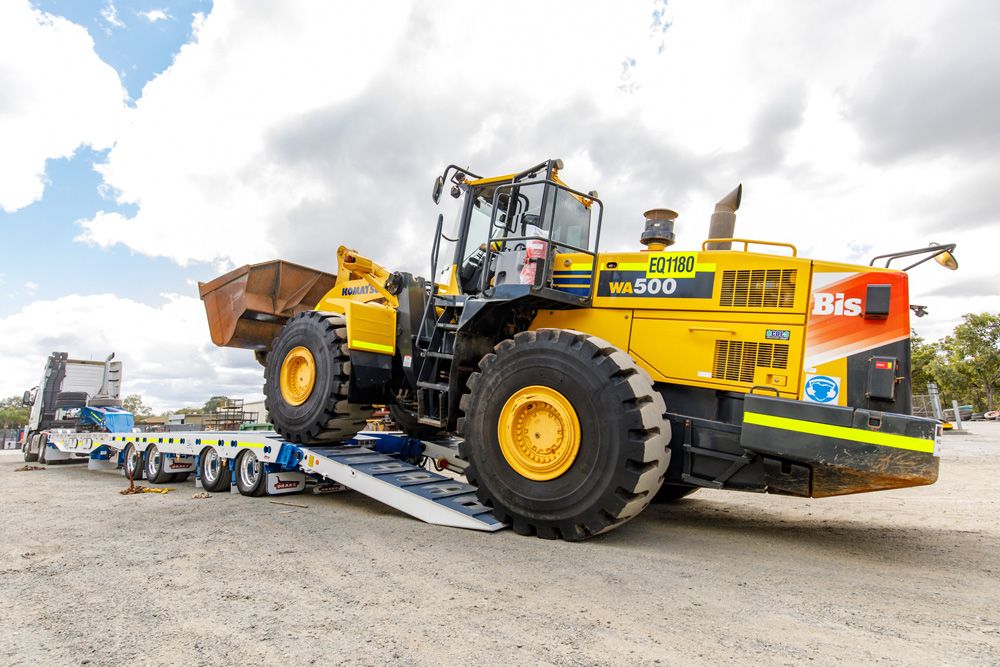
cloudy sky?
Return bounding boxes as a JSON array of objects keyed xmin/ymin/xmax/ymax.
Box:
[{"xmin": 1, "ymin": 0, "xmax": 997, "ymax": 411}]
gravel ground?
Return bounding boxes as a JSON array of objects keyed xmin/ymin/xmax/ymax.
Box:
[{"xmin": 2, "ymin": 423, "xmax": 999, "ymax": 666}]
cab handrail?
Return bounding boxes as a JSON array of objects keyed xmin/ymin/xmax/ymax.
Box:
[{"xmin": 701, "ymin": 238, "xmax": 798, "ymax": 257}]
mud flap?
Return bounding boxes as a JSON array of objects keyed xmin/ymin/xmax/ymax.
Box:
[{"xmin": 740, "ymin": 395, "xmax": 941, "ymax": 497}]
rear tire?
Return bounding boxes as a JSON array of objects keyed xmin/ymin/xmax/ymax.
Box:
[
  {"xmin": 459, "ymin": 329, "xmax": 670, "ymax": 540},
  {"xmin": 264, "ymin": 311, "xmax": 374, "ymax": 444},
  {"xmin": 36, "ymin": 436, "xmax": 47, "ymax": 465},
  {"xmin": 235, "ymin": 450, "xmax": 267, "ymax": 497},
  {"xmin": 199, "ymin": 448, "xmax": 230, "ymax": 492}
]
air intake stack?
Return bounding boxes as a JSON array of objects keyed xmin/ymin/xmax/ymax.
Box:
[
  {"xmin": 705, "ymin": 184, "xmax": 743, "ymax": 250},
  {"xmin": 640, "ymin": 209, "xmax": 678, "ymax": 252}
]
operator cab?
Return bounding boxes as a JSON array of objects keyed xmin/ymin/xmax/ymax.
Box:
[{"xmin": 432, "ymin": 159, "xmax": 602, "ymax": 304}]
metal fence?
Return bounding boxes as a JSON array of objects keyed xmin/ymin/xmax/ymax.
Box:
[{"xmin": 2, "ymin": 428, "xmax": 23, "ymax": 450}]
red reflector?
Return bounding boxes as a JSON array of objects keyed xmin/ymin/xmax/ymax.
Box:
[{"xmin": 875, "ymin": 361, "xmax": 893, "ymax": 370}]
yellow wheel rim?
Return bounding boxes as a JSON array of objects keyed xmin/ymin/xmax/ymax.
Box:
[
  {"xmin": 498, "ymin": 385, "xmax": 581, "ymax": 481},
  {"xmin": 279, "ymin": 346, "xmax": 316, "ymax": 406}
]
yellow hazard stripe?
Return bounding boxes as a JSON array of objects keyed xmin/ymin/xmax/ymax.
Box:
[
  {"xmin": 351, "ymin": 340, "xmax": 393, "ymax": 354},
  {"xmin": 743, "ymin": 411, "xmax": 936, "ymax": 454}
]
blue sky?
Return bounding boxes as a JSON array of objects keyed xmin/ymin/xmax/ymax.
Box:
[{"xmin": 0, "ymin": 1, "xmax": 213, "ymax": 317}]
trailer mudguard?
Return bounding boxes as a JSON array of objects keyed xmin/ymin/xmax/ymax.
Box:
[{"xmin": 740, "ymin": 394, "xmax": 940, "ymax": 497}]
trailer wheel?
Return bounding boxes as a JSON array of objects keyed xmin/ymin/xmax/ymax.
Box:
[
  {"xmin": 145, "ymin": 445, "xmax": 175, "ymax": 484},
  {"xmin": 22, "ymin": 435, "xmax": 38, "ymax": 463},
  {"xmin": 235, "ymin": 450, "xmax": 267, "ymax": 497},
  {"xmin": 264, "ymin": 311, "xmax": 374, "ymax": 444},
  {"xmin": 123, "ymin": 443, "xmax": 144, "ymax": 480},
  {"xmin": 458, "ymin": 329, "xmax": 670, "ymax": 540},
  {"xmin": 651, "ymin": 485, "xmax": 699, "ymax": 503},
  {"xmin": 174, "ymin": 472, "xmax": 192, "ymax": 483},
  {"xmin": 199, "ymin": 448, "xmax": 230, "ymax": 492}
]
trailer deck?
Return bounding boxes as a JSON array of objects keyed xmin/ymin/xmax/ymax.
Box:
[{"xmin": 44, "ymin": 430, "xmax": 506, "ymax": 532}]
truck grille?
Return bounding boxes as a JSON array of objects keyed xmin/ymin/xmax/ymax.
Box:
[
  {"xmin": 712, "ymin": 340, "xmax": 789, "ymax": 383},
  {"xmin": 719, "ymin": 269, "xmax": 797, "ymax": 308}
]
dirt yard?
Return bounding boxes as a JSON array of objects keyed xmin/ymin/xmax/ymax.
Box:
[{"xmin": 2, "ymin": 424, "xmax": 998, "ymax": 666}]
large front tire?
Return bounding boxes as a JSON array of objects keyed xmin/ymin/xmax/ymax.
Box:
[
  {"xmin": 264, "ymin": 311, "xmax": 375, "ymax": 444},
  {"xmin": 459, "ymin": 329, "xmax": 670, "ymax": 540}
]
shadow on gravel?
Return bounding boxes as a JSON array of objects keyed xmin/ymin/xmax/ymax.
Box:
[{"xmin": 605, "ymin": 499, "xmax": 994, "ymax": 568}]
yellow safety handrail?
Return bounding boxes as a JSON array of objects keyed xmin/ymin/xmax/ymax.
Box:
[{"xmin": 701, "ymin": 238, "xmax": 798, "ymax": 257}]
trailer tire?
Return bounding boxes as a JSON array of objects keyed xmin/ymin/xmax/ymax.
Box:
[
  {"xmin": 174, "ymin": 472, "xmax": 191, "ymax": 483},
  {"xmin": 264, "ymin": 311, "xmax": 374, "ymax": 444},
  {"xmin": 199, "ymin": 448, "xmax": 230, "ymax": 492},
  {"xmin": 651, "ymin": 485, "xmax": 699, "ymax": 503},
  {"xmin": 458, "ymin": 329, "xmax": 670, "ymax": 540},
  {"xmin": 123, "ymin": 443, "xmax": 144, "ymax": 481},
  {"xmin": 235, "ymin": 450, "xmax": 267, "ymax": 497},
  {"xmin": 145, "ymin": 445, "xmax": 173, "ymax": 484}
]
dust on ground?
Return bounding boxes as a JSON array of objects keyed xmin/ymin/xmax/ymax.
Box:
[{"xmin": 1, "ymin": 424, "xmax": 998, "ymax": 666}]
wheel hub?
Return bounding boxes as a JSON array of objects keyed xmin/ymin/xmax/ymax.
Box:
[
  {"xmin": 279, "ymin": 346, "xmax": 316, "ymax": 406},
  {"xmin": 498, "ymin": 385, "xmax": 581, "ymax": 481}
]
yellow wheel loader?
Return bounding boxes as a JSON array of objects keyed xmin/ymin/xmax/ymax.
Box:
[{"xmin": 200, "ymin": 158, "xmax": 953, "ymax": 540}]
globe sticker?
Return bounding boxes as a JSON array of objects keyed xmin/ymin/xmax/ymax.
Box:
[{"xmin": 804, "ymin": 375, "xmax": 841, "ymax": 404}]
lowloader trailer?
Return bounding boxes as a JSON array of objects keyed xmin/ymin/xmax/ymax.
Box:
[{"xmin": 37, "ymin": 428, "xmax": 505, "ymax": 532}]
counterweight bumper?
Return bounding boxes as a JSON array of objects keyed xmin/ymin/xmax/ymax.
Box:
[{"xmin": 740, "ymin": 395, "xmax": 941, "ymax": 497}]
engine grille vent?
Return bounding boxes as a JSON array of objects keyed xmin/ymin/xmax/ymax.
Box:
[
  {"xmin": 719, "ymin": 269, "xmax": 797, "ymax": 308},
  {"xmin": 712, "ymin": 340, "xmax": 789, "ymax": 383}
]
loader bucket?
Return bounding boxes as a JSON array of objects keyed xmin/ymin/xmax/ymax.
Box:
[{"xmin": 198, "ymin": 260, "xmax": 337, "ymax": 350}]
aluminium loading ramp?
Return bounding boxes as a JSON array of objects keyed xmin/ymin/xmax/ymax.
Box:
[
  {"xmin": 299, "ymin": 443, "xmax": 505, "ymax": 532},
  {"xmin": 44, "ymin": 430, "xmax": 506, "ymax": 533}
]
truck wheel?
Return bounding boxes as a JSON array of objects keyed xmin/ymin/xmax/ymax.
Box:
[
  {"xmin": 651, "ymin": 485, "xmax": 699, "ymax": 503},
  {"xmin": 264, "ymin": 311, "xmax": 375, "ymax": 444},
  {"xmin": 199, "ymin": 448, "xmax": 230, "ymax": 492},
  {"xmin": 123, "ymin": 443, "xmax": 144, "ymax": 480},
  {"xmin": 458, "ymin": 329, "xmax": 670, "ymax": 540},
  {"xmin": 235, "ymin": 450, "xmax": 266, "ymax": 497},
  {"xmin": 145, "ymin": 445, "xmax": 174, "ymax": 484},
  {"xmin": 36, "ymin": 436, "xmax": 47, "ymax": 465},
  {"xmin": 22, "ymin": 435, "xmax": 38, "ymax": 463}
]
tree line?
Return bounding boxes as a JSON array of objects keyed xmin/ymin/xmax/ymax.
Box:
[{"xmin": 912, "ymin": 312, "xmax": 1000, "ymax": 412}]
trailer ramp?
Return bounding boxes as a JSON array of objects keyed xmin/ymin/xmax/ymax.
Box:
[{"xmin": 298, "ymin": 443, "xmax": 506, "ymax": 532}]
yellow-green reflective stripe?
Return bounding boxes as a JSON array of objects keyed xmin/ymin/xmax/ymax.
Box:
[
  {"xmin": 744, "ymin": 411, "xmax": 935, "ymax": 454},
  {"xmin": 351, "ymin": 340, "xmax": 393, "ymax": 354},
  {"xmin": 238, "ymin": 442, "xmax": 265, "ymax": 449}
]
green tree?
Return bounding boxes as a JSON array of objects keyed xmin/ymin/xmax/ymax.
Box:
[
  {"xmin": 203, "ymin": 396, "xmax": 230, "ymax": 412},
  {"xmin": 0, "ymin": 396, "xmax": 29, "ymax": 428},
  {"xmin": 122, "ymin": 394, "xmax": 153, "ymax": 418},
  {"xmin": 909, "ymin": 330, "xmax": 938, "ymax": 395},
  {"xmin": 930, "ymin": 313, "xmax": 1000, "ymax": 411}
]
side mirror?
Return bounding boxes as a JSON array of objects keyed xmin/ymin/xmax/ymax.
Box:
[
  {"xmin": 22, "ymin": 390, "xmax": 31, "ymax": 407},
  {"xmin": 432, "ymin": 175, "xmax": 444, "ymax": 204}
]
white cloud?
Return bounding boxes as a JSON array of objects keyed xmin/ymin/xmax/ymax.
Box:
[
  {"xmin": 23, "ymin": 281, "xmax": 38, "ymax": 295},
  {"xmin": 138, "ymin": 9, "xmax": 170, "ymax": 23},
  {"xmin": 0, "ymin": 1, "xmax": 127, "ymax": 211},
  {"xmin": 0, "ymin": 293, "xmax": 263, "ymax": 411},
  {"xmin": 100, "ymin": 1, "xmax": 124, "ymax": 30},
  {"xmin": 74, "ymin": 0, "xmax": 998, "ymax": 343}
]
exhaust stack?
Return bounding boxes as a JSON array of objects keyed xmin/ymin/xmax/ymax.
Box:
[{"xmin": 705, "ymin": 184, "xmax": 743, "ymax": 250}]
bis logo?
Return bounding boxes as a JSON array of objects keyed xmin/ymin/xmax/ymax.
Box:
[{"xmin": 804, "ymin": 375, "xmax": 840, "ymax": 404}]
